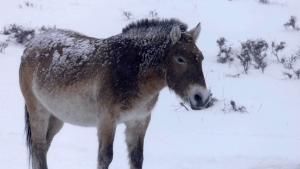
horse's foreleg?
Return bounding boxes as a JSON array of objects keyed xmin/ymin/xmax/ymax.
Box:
[
  {"xmin": 125, "ymin": 115, "xmax": 151, "ymax": 169},
  {"xmin": 97, "ymin": 115, "xmax": 116, "ymax": 169}
]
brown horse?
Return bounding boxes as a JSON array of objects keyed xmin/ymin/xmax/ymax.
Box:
[{"xmin": 19, "ymin": 19, "xmax": 211, "ymax": 169}]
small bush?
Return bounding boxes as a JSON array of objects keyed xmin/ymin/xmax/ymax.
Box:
[
  {"xmin": 18, "ymin": 1, "xmax": 34, "ymax": 8},
  {"xmin": 284, "ymin": 16, "xmax": 300, "ymax": 31},
  {"xmin": 236, "ymin": 50, "xmax": 251, "ymax": 74},
  {"xmin": 230, "ymin": 100, "xmax": 247, "ymax": 113},
  {"xmin": 123, "ymin": 11, "xmax": 133, "ymax": 20},
  {"xmin": 237, "ymin": 40, "xmax": 268, "ymax": 73},
  {"xmin": 282, "ymin": 55, "xmax": 297, "ymax": 70},
  {"xmin": 283, "ymin": 72, "xmax": 293, "ymax": 79},
  {"xmin": 283, "ymin": 70, "xmax": 300, "ymax": 79},
  {"xmin": 24, "ymin": 1, "xmax": 34, "ymax": 7},
  {"xmin": 149, "ymin": 10, "xmax": 158, "ymax": 18},
  {"xmin": 222, "ymin": 100, "xmax": 247, "ymax": 113},
  {"xmin": 295, "ymin": 49, "xmax": 300, "ymax": 58},
  {"xmin": 271, "ymin": 41, "xmax": 286, "ymax": 63},
  {"xmin": 1, "ymin": 24, "xmax": 35, "ymax": 44},
  {"xmin": 294, "ymin": 69, "xmax": 300, "ymax": 79},
  {"xmin": 281, "ymin": 53, "xmax": 300, "ymax": 79},
  {"xmin": 216, "ymin": 37, "xmax": 234, "ymax": 63},
  {"xmin": 259, "ymin": 0, "xmax": 270, "ymax": 4},
  {"xmin": 0, "ymin": 41, "xmax": 8, "ymax": 53}
]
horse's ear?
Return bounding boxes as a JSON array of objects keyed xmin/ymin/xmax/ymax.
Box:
[
  {"xmin": 188, "ymin": 23, "xmax": 201, "ymax": 42},
  {"xmin": 170, "ymin": 26, "xmax": 181, "ymax": 45}
]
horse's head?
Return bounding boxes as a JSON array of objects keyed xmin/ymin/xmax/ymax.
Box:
[{"xmin": 166, "ymin": 23, "xmax": 211, "ymax": 110}]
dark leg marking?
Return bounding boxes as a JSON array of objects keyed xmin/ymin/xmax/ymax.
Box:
[
  {"xmin": 125, "ymin": 116, "xmax": 151, "ymax": 169},
  {"xmin": 129, "ymin": 138, "xmax": 144, "ymax": 169},
  {"xmin": 98, "ymin": 143, "xmax": 113, "ymax": 169}
]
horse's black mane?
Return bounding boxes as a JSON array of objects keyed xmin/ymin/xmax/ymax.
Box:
[{"xmin": 122, "ymin": 18, "xmax": 188, "ymax": 35}]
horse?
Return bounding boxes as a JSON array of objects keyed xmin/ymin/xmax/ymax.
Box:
[{"xmin": 19, "ymin": 18, "xmax": 211, "ymax": 169}]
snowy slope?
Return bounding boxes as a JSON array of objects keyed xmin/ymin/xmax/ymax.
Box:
[{"xmin": 0, "ymin": 0, "xmax": 300, "ymax": 169}]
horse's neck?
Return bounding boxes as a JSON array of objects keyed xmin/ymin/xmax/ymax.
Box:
[{"xmin": 138, "ymin": 68, "xmax": 166, "ymax": 97}]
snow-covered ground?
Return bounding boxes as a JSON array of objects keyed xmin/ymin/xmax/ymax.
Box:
[{"xmin": 0, "ymin": 0, "xmax": 300, "ymax": 169}]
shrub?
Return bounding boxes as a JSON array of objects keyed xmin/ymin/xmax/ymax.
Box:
[
  {"xmin": 294, "ymin": 69, "xmax": 300, "ymax": 79},
  {"xmin": 1, "ymin": 24, "xmax": 35, "ymax": 44},
  {"xmin": 281, "ymin": 53, "xmax": 300, "ymax": 79},
  {"xmin": 0, "ymin": 41, "xmax": 8, "ymax": 53},
  {"xmin": 283, "ymin": 72, "xmax": 293, "ymax": 79},
  {"xmin": 123, "ymin": 11, "xmax": 133, "ymax": 20},
  {"xmin": 230, "ymin": 100, "xmax": 247, "ymax": 113},
  {"xmin": 284, "ymin": 16, "xmax": 300, "ymax": 31},
  {"xmin": 282, "ymin": 55, "xmax": 297, "ymax": 70},
  {"xmin": 295, "ymin": 49, "xmax": 300, "ymax": 59},
  {"xmin": 216, "ymin": 37, "xmax": 234, "ymax": 63},
  {"xmin": 271, "ymin": 41, "xmax": 286, "ymax": 63},
  {"xmin": 237, "ymin": 40, "xmax": 268, "ymax": 73},
  {"xmin": 222, "ymin": 100, "xmax": 247, "ymax": 113},
  {"xmin": 18, "ymin": 1, "xmax": 34, "ymax": 8},
  {"xmin": 259, "ymin": 0, "xmax": 269, "ymax": 4},
  {"xmin": 24, "ymin": 1, "xmax": 34, "ymax": 7},
  {"xmin": 237, "ymin": 50, "xmax": 251, "ymax": 73},
  {"xmin": 149, "ymin": 10, "xmax": 158, "ymax": 19}
]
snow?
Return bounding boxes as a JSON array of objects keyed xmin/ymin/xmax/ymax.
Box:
[
  {"xmin": 0, "ymin": 0, "xmax": 300, "ymax": 169},
  {"xmin": 26, "ymin": 29, "xmax": 97, "ymax": 60}
]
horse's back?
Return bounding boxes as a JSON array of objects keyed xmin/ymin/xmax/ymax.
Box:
[
  {"xmin": 19, "ymin": 29, "xmax": 108, "ymax": 126},
  {"xmin": 21, "ymin": 29, "xmax": 104, "ymax": 85},
  {"xmin": 22, "ymin": 28, "xmax": 99, "ymax": 68}
]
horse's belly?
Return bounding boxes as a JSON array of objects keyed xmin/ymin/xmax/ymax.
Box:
[
  {"xmin": 33, "ymin": 88, "xmax": 99, "ymax": 127},
  {"xmin": 48, "ymin": 99, "xmax": 99, "ymax": 126}
]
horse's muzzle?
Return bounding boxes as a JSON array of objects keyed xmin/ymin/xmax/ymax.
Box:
[{"xmin": 189, "ymin": 91, "xmax": 213, "ymax": 110}]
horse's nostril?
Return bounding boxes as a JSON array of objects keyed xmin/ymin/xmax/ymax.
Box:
[{"xmin": 194, "ymin": 94, "xmax": 202, "ymax": 103}]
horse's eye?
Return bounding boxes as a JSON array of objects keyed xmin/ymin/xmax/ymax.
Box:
[{"xmin": 175, "ymin": 57, "xmax": 186, "ymax": 64}]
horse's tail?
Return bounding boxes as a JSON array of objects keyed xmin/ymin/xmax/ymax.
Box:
[{"xmin": 25, "ymin": 105, "xmax": 33, "ymax": 166}]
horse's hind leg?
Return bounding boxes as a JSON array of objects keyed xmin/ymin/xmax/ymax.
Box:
[
  {"xmin": 25, "ymin": 104, "xmax": 63, "ymax": 169},
  {"xmin": 46, "ymin": 115, "xmax": 64, "ymax": 146},
  {"xmin": 26, "ymin": 104, "xmax": 50, "ymax": 169}
]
